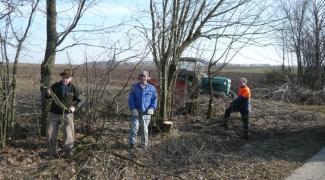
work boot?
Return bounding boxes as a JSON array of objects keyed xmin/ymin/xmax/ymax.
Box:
[
  {"xmin": 242, "ymin": 117, "xmax": 249, "ymax": 139},
  {"xmin": 220, "ymin": 118, "xmax": 229, "ymax": 128},
  {"xmin": 63, "ymin": 149, "xmax": 72, "ymax": 158},
  {"xmin": 243, "ymin": 130, "xmax": 249, "ymax": 139},
  {"xmin": 49, "ymin": 152, "xmax": 59, "ymax": 159}
]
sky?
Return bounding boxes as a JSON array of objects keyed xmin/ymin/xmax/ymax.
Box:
[{"xmin": 8, "ymin": 0, "xmax": 284, "ymax": 65}]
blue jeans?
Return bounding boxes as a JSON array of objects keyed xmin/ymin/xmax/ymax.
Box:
[{"xmin": 128, "ymin": 114, "xmax": 151, "ymax": 147}]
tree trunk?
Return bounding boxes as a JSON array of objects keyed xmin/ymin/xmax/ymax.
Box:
[
  {"xmin": 297, "ymin": 52, "xmax": 303, "ymax": 83},
  {"xmin": 159, "ymin": 65, "xmax": 168, "ymax": 122},
  {"xmin": 167, "ymin": 63, "xmax": 177, "ymax": 118},
  {"xmin": 40, "ymin": 0, "xmax": 57, "ymax": 136},
  {"xmin": 313, "ymin": 29, "xmax": 322, "ymax": 90},
  {"xmin": 9, "ymin": 57, "xmax": 19, "ymax": 141},
  {"xmin": 207, "ymin": 76, "xmax": 214, "ymax": 119},
  {"xmin": 158, "ymin": 62, "xmax": 177, "ymax": 132},
  {"xmin": 312, "ymin": 64, "xmax": 322, "ymax": 90},
  {"xmin": 322, "ymin": 66, "xmax": 325, "ymax": 87}
]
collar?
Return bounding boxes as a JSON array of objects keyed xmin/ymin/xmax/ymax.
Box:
[
  {"xmin": 60, "ymin": 81, "xmax": 70, "ymax": 86},
  {"xmin": 138, "ymin": 82, "xmax": 149, "ymax": 89}
]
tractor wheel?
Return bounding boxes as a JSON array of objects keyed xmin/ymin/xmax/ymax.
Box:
[{"xmin": 228, "ymin": 91, "xmax": 237, "ymax": 99}]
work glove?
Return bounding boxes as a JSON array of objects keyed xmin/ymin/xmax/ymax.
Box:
[
  {"xmin": 47, "ymin": 88, "xmax": 52, "ymax": 96},
  {"xmin": 147, "ymin": 108, "xmax": 154, "ymax": 115},
  {"xmin": 42, "ymin": 87, "xmax": 51, "ymax": 96},
  {"xmin": 131, "ymin": 109, "xmax": 138, "ymax": 116},
  {"xmin": 69, "ymin": 106, "xmax": 76, "ymax": 113}
]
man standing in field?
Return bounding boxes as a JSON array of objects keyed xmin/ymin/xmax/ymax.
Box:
[
  {"xmin": 44, "ymin": 68, "xmax": 83, "ymax": 158},
  {"xmin": 128, "ymin": 71, "xmax": 157, "ymax": 150},
  {"xmin": 222, "ymin": 77, "xmax": 251, "ymax": 139}
]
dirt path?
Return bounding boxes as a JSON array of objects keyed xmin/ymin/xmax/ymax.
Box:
[{"xmin": 286, "ymin": 147, "xmax": 325, "ymax": 180}]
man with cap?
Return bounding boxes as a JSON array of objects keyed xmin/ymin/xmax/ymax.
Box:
[
  {"xmin": 44, "ymin": 68, "xmax": 83, "ymax": 158},
  {"xmin": 128, "ymin": 70, "xmax": 157, "ymax": 149}
]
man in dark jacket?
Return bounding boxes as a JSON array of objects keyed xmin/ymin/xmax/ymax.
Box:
[
  {"xmin": 44, "ymin": 68, "xmax": 83, "ymax": 157},
  {"xmin": 222, "ymin": 77, "xmax": 251, "ymax": 139}
]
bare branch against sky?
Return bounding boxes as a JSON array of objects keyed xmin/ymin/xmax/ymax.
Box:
[{"xmin": 1, "ymin": 0, "xmax": 285, "ymax": 65}]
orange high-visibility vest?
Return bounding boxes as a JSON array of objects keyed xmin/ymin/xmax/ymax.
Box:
[{"xmin": 238, "ymin": 86, "xmax": 251, "ymax": 99}]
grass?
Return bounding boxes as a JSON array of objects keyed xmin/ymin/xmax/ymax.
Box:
[{"xmin": 0, "ymin": 63, "xmax": 324, "ymax": 179}]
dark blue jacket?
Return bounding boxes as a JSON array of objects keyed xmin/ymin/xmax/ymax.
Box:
[{"xmin": 45, "ymin": 81, "xmax": 83, "ymax": 114}]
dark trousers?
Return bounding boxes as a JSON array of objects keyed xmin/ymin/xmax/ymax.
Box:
[{"xmin": 224, "ymin": 103, "xmax": 249, "ymax": 130}]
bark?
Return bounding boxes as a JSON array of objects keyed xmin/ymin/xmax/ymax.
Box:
[
  {"xmin": 207, "ymin": 71, "xmax": 213, "ymax": 119},
  {"xmin": 40, "ymin": 0, "xmax": 57, "ymax": 136},
  {"xmin": 159, "ymin": 63, "xmax": 168, "ymax": 122}
]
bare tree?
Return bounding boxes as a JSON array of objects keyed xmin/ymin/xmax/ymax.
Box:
[
  {"xmin": 306, "ymin": 0, "xmax": 325, "ymax": 90},
  {"xmin": 279, "ymin": 0, "xmax": 325, "ymax": 90},
  {"xmin": 141, "ymin": 0, "xmax": 269, "ymax": 126},
  {"xmin": 40, "ymin": 0, "xmax": 88, "ymax": 136},
  {"xmin": 205, "ymin": 2, "xmax": 269, "ymax": 118},
  {"xmin": 280, "ymin": 0, "xmax": 308, "ymax": 83},
  {"xmin": 74, "ymin": 43, "xmax": 147, "ymax": 136},
  {"xmin": 0, "ymin": 0, "xmax": 39, "ymax": 146}
]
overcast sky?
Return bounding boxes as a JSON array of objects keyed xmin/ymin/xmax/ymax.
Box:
[{"xmin": 14, "ymin": 0, "xmax": 283, "ymax": 65}]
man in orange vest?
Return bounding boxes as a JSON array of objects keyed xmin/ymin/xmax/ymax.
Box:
[{"xmin": 222, "ymin": 77, "xmax": 251, "ymax": 139}]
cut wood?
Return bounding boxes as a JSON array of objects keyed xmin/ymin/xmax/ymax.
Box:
[{"xmin": 161, "ymin": 121, "xmax": 173, "ymax": 133}]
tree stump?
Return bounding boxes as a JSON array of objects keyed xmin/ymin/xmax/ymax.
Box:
[{"xmin": 161, "ymin": 121, "xmax": 173, "ymax": 133}]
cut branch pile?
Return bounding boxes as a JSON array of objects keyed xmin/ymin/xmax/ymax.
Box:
[{"xmin": 254, "ymin": 83, "xmax": 325, "ymax": 105}]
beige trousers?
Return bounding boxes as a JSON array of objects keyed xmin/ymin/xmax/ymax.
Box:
[{"xmin": 47, "ymin": 112, "xmax": 74, "ymax": 155}]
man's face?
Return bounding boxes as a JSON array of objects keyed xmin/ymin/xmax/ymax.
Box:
[
  {"xmin": 62, "ymin": 76, "xmax": 72, "ymax": 85},
  {"xmin": 239, "ymin": 79, "xmax": 245, "ymax": 87},
  {"xmin": 139, "ymin": 75, "xmax": 149, "ymax": 84}
]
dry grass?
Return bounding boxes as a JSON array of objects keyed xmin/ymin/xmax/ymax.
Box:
[{"xmin": 0, "ymin": 64, "xmax": 324, "ymax": 179}]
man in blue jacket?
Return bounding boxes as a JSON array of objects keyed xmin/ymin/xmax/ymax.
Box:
[{"xmin": 128, "ymin": 71, "xmax": 157, "ymax": 149}]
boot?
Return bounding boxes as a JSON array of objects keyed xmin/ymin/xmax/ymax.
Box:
[
  {"xmin": 243, "ymin": 129, "xmax": 249, "ymax": 139},
  {"xmin": 242, "ymin": 117, "xmax": 249, "ymax": 139},
  {"xmin": 220, "ymin": 118, "xmax": 229, "ymax": 128}
]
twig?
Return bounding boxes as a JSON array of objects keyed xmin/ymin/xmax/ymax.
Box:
[
  {"xmin": 110, "ymin": 151, "xmax": 185, "ymax": 180},
  {"xmin": 40, "ymin": 83, "xmax": 69, "ymax": 111},
  {"xmin": 69, "ymin": 157, "xmax": 91, "ymax": 179}
]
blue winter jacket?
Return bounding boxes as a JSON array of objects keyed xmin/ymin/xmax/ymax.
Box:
[{"xmin": 128, "ymin": 83, "xmax": 157, "ymax": 113}]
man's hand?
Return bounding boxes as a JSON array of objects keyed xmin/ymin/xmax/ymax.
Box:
[
  {"xmin": 131, "ymin": 109, "xmax": 138, "ymax": 116},
  {"xmin": 42, "ymin": 87, "xmax": 51, "ymax": 96},
  {"xmin": 147, "ymin": 108, "xmax": 154, "ymax": 115},
  {"xmin": 47, "ymin": 88, "xmax": 52, "ymax": 95},
  {"xmin": 69, "ymin": 106, "xmax": 76, "ymax": 113},
  {"xmin": 225, "ymin": 102, "xmax": 230, "ymax": 108}
]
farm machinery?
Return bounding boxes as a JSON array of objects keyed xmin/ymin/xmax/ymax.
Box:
[
  {"xmin": 175, "ymin": 57, "xmax": 236, "ymax": 99},
  {"xmin": 151, "ymin": 57, "xmax": 236, "ymax": 115}
]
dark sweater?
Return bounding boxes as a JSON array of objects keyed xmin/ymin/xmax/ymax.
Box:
[{"xmin": 45, "ymin": 81, "xmax": 83, "ymax": 114}]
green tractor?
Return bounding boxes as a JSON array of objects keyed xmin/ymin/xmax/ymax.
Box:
[
  {"xmin": 175, "ymin": 57, "xmax": 236, "ymax": 115},
  {"xmin": 199, "ymin": 76, "xmax": 236, "ymax": 99},
  {"xmin": 177, "ymin": 57, "xmax": 236, "ymax": 100}
]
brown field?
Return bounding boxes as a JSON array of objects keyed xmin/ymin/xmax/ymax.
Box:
[{"xmin": 0, "ymin": 63, "xmax": 324, "ymax": 179}]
